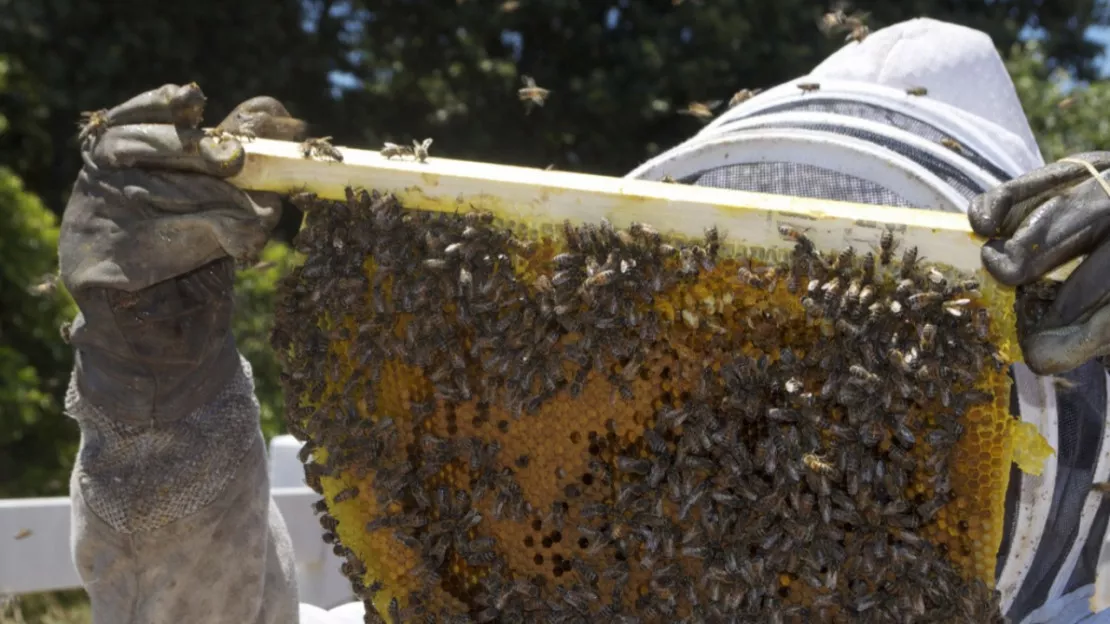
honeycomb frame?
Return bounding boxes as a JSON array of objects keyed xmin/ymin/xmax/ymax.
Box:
[{"xmin": 229, "ymin": 138, "xmax": 1056, "ymax": 623}]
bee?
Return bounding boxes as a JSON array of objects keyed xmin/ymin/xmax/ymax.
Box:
[
  {"xmin": 972, "ymin": 308, "xmax": 990, "ymax": 339},
  {"xmin": 413, "ymin": 138, "xmax": 433, "ymax": 163},
  {"xmin": 1058, "ymin": 96, "xmax": 1076, "ymax": 110},
  {"xmin": 518, "ymin": 75, "xmax": 551, "ymax": 109},
  {"xmin": 77, "ymin": 108, "xmax": 111, "ymax": 144},
  {"xmin": 908, "ymin": 291, "xmax": 942, "ymax": 310},
  {"xmin": 797, "ymin": 82, "xmax": 821, "ymax": 93},
  {"xmin": 27, "ymin": 273, "xmax": 58, "ymax": 296},
  {"xmin": 845, "ymin": 22, "xmax": 869, "ymax": 42},
  {"xmin": 728, "ymin": 88, "xmax": 762, "ymax": 108},
  {"xmin": 899, "ymin": 245, "xmax": 919, "ymax": 277},
  {"xmin": 660, "ymin": 175, "xmax": 677, "ymax": 183},
  {"xmin": 1093, "ymin": 482, "xmax": 1110, "ymax": 496},
  {"xmin": 737, "ymin": 266, "xmax": 764, "ymax": 288},
  {"xmin": 879, "ymin": 229, "xmax": 897, "ymax": 265},
  {"xmin": 848, "ymin": 364, "xmax": 880, "ymax": 385},
  {"xmin": 380, "ymin": 142, "xmax": 412, "ymax": 159},
  {"xmin": 778, "ymin": 224, "xmax": 815, "ymax": 254},
  {"xmin": 919, "ymin": 323, "xmax": 937, "ymax": 352},
  {"xmin": 803, "ymin": 453, "xmax": 836, "ymax": 476},
  {"xmin": 13, "ymin": 528, "xmax": 32, "ymax": 540},
  {"xmin": 940, "ymin": 137, "xmax": 963, "ymax": 153},
  {"xmin": 301, "ymin": 136, "xmax": 344, "ymax": 162},
  {"xmin": 678, "ymin": 100, "xmax": 721, "ymax": 120},
  {"xmin": 906, "ymin": 86, "xmax": 928, "ymax": 96}
]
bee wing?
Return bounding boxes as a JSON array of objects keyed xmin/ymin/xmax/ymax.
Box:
[
  {"xmin": 423, "ymin": 138, "xmax": 434, "ymax": 149},
  {"xmin": 522, "ymin": 75, "xmax": 536, "ymax": 88}
]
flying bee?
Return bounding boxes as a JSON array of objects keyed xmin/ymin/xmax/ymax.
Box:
[
  {"xmin": 413, "ymin": 138, "xmax": 433, "ymax": 162},
  {"xmin": 301, "ymin": 136, "xmax": 344, "ymax": 162},
  {"xmin": 1093, "ymin": 482, "xmax": 1110, "ymax": 496},
  {"xmin": 906, "ymin": 86, "xmax": 928, "ymax": 96},
  {"xmin": 518, "ymin": 75, "xmax": 551, "ymax": 109},
  {"xmin": 28, "ymin": 273, "xmax": 59, "ymax": 296},
  {"xmin": 797, "ymin": 82, "xmax": 821, "ymax": 93},
  {"xmin": 728, "ymin": 88, "xmax": 762, "ymax": 108},
  {"xmin": 678, "ymin": 100, "xmax": 722, "ymax": 120},
  {"xmin": 380, "ymin": 142, "xmax": 411, "ymax": 159},
  {"xmin": 940, "ymin": 137, "xmax": 963, "ymax": 153}
]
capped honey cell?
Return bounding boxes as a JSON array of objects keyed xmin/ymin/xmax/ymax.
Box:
[{"xmin": 272, "ymin": 189, "xmax": 1021, "ymax": 623}]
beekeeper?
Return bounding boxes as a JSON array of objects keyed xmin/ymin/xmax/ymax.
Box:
[{"xmin": 58, "ymin": 16, "xmax": 1110, "ymax": 624}]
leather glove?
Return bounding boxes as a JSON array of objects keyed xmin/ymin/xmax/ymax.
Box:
[
  {"xmin": 969, "ymin": 153, "xmax": 1110, "ymax": 375},
  {"xmin": 59, "ymin": 83, "xmax": 307, "ymax": 423}
]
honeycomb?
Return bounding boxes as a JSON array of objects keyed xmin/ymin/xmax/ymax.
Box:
[{"xmin": 272, "ymin": 188, "xmax": 1041, "ymax": 623}]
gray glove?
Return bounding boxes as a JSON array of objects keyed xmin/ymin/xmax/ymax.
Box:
[
  {"xmin": 969, "ymin": 152, "xmax": 1110, "ymax": 375},
  {"xmin": 59, "ymin": 84, "xmax": 308, "ymax": 624}
]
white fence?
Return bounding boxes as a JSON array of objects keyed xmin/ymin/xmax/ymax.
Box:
[{"xmin": 0, "ymin": 435, "xmax": 353, "ymax": 610}]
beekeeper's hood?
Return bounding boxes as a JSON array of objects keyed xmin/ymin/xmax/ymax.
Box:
[{"xmin": 627, "ymin": 17, "xmax": 1045, "ymax": 213}]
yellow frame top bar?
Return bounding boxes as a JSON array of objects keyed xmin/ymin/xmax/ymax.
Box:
[{"xmin": 226, "ymin": 137, "xmax": 1060, "ymax": 279}]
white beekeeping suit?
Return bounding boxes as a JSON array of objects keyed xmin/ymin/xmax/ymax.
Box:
[{"xmin": 628, "ymin": 17, "xmax": 1110, "ymax": 624}]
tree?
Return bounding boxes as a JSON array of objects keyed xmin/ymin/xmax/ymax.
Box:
[
  {"xmin": 0, "ymin": 0, "xmax": 354, "ymax": 218},
  {"xmin": 338, "ymin": 0, "xmax": 1108, "ymax": 177},
  {"xmin": 1007, "ymin": 39, "xmax": 1110, "ymax": 161},
  {"xmin": 0, "ymin": 57, "xmax": 78, "ymax": 497}
]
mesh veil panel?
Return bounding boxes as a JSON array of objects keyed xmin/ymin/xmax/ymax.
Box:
[
  {"xmin": 693, "ymin": 162, "xmax": 914, "ymax": 206},
  {"xmin": 1005, "ymin": 362, "xmax": 1107, "ymax": 621},
  {"xmin": 688, "ymin": 100, "xmax": 994, "ymax": 208},
  {"xmin": 712, "ymin": 97, "xmax": 1013, "ymax": 183}
]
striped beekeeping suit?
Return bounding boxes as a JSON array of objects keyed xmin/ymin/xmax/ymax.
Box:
[{"xmin": 626, "ymin": 17, "xmax": 1110, "ymax": 624}]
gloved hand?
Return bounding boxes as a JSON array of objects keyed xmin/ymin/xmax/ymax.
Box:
[
  {"xmin": 60, "ymin": 83, "xmax": 306, "ymax": 421},
  {"xmin": 59, "ymin": 84, "xmax": 310, "ymax": 624},
  {"xmin": 969, "ymin": 152, "xmax": 1110, "ymax": 375}
]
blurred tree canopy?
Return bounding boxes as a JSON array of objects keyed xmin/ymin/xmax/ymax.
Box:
[{"xmin": 0, "ymin": 0, "xmax": 1108, "ymax": 496}]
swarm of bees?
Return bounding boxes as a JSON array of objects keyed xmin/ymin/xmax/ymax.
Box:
[
  {"xmin": 820, "ymin": 4, "xmax": 870, "ymax": 43},
  {"xmin": 273, "ymin": 189, "xmax": 1015, "ymax": 623}
]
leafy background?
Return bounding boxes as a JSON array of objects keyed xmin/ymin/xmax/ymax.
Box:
[{"xmin": 2, "ymin": 0, "xmax": 1110, "ymax": 620}]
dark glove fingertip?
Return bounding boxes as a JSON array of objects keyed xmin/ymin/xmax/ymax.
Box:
[
  {"xmin": 967, "ymin": 187, "xmax": 1008, "ymax": 236},
  {"xmin": 980, "ymin": 242, "xmax": 1027, "ymax": 286},
  {"xmin": 198, "ymin": 137, "xmax": 247, "ymax": 177}
]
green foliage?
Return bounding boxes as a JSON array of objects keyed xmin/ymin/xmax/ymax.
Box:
[
  {"xmin": 339, "ymin": 0, "xmax": 1106, "ymax": 177},
  {"xmin": 233, "ymin": 242, "xmax": 303, "ymax": 439},
  {"xmin": 0, "ymin": 58, "xmax": 78, "ymax": 497},
  {"xmin": 1008, "ymin": 39, "xmax": 1110, "ymax": 161}
]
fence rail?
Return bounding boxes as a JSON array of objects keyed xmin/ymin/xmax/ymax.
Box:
[{"xmin": 0, "ymin": 435, "xmax": 353, "ymax": 610}]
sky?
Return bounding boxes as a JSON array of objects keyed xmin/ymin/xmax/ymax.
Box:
[{"xmin": 1091, "ymin": 25, "xmax": 1110, "ymax": 75}]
